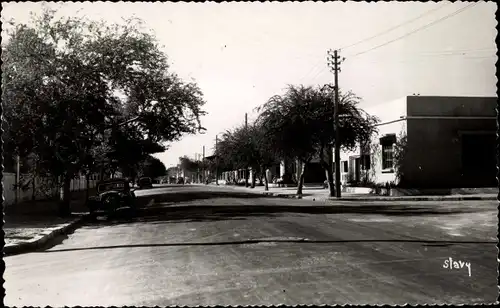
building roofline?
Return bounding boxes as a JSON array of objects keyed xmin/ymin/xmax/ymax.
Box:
[
  {"xmin": 375, "ymin": 115, "xmax": 496, "ymax": 127},
  {"xmin": 406, "ymin": 95, "xmax": 497, "ymax": 99}
]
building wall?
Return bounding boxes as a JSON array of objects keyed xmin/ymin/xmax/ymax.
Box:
[
  {"xmin": 2, "ymin": 172, "xmax": 97, "ymax": 207},
  {"xmin": 338, "ymin": 95, "xmax": 497, "ymax": 188},
  {"xmin": 406, "ymin": 96, "xmax": 496, "ymax": 117},
  {"xmin": 404, "ymin": 96, "xmax": 497, "ymax": 188},
  {"xmin": 338, "ymin": 96, "xmax": 408, "ymax": 185},
  {"xmin": 369, "ymin": 118, "xmax": 407, "ymax": 185}
]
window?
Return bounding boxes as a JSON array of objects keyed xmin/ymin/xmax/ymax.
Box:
[
  {"xmin": 382, "ymin": 145, "xmax": 394, "ymax": 170},
  {"xmin": 380, "ymin": 134, "xmax": 396, "ymax": 171},
  {"xmin": 361, "ymin": 155, "xmax": 371, "ymax": 170},
  {"xmin": 343, "ymin": 161, "xmax": 348, "ymax": 172}
]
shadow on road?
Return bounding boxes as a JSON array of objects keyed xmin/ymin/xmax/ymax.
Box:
[
  {"xmin": 83, "ymin": 209, "xmax": 279, "ymax": 228},
  {"xmin": 29, "ymin": 202, "xmax": 496, "ymax": 255},
  {"xmin": 77, "ymin": 201, "xmax": 493, "ymax": 230},
  {"xmin": 38, "ymin": 238, "xmax": 496, "ymax": 255},
  {"xmin": 140, "ymin": 190, "xmax": 269, "ymax": 202}
]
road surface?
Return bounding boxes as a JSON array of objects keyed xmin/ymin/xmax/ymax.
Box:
[{"xmin": 5, "ymin": 184, "xmax": 498, "ymax": 306}]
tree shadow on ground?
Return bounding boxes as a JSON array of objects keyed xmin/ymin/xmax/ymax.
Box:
[
  {"xmin": 148, "ymin": 191, "xmax": 269, "ymax": 203},
  {"xmin": 80, "ymin": 203, "xmax": 491, "ymax": 229},
  {"xmin": 39, "ymin": 236, "xmax": 496, "ymax": 255},
  {"xmin": 279, "ymin": 187, "xmax": 325, "ymax": 191},
  {"xmin": 82, "ymin": 209, "xmax": 279, "ymax": 228}
]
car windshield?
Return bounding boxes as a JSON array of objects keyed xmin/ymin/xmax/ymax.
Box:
[{"xmin": 98, "ymin": 182, "xmax": 126, "ymax": 192}]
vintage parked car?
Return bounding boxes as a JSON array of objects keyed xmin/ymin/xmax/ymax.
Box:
[
  {"xmin": 87, "ymin": 178, "xmax": 137, "ymax": 217},
  {"xmin": 138, "ymin": 177, "xmax": 153, "ymax": 189}
]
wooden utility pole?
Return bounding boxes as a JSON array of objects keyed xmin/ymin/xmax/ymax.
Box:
[
  {"xmin": 244, "ymin": 113, "xmax": 249, "ymax": 187},
  {"xmin": 202, "ymin": 146, "xmax": 205, "ymax": 183},
  {"xmin": 327, "ymin": 49, "xmax": 345, "ymax": 198},
  {"xmin": 195, "ymin": 152, "xmax": 199, "ymax": 183},
  {"xmin": 215, "ymin": 135, "xmax": 219, "ymax": 185},
  {"xmin": 15, "ymin": 154, "xmax": 20, "ymax": 204}
]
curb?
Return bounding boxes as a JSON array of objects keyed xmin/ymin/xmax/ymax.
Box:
[
  {"xmin": 221, "ymin": 186, "xmax": 497, "ymax": 202},
  {"xmin": 4, "ymin": 215, "xmax": 87, "ymax": 257},
  {"xmin": 333, "ymin": 196, "xmax": 497, "ymax": 201},
  {"xmin": 269, "ymin": 193, "xmax": 497, "ymax": 201},
  {"xmin": 141, "ymin": 204, "xmax": 352, "ymax": 214}
]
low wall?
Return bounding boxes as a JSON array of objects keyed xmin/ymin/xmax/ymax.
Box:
[
  {"xmin": 2, "ymin": 173, "xmax": 98, "ymax": 206},
  {"xmin": 344, "ymin": 185, "xmax": 498, "ymax": 196},
  {"xmin": 389, "ymin": 187, "xmax": 498, "ymax": 196},
  {"xmin": 343, "ymin": 187, "xmax": 372, "ymax": 194}
]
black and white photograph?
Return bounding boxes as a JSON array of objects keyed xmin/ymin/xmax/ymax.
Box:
[{"xmin": 1, "ymin": 1, "xmax": 498, "ymax": 306}]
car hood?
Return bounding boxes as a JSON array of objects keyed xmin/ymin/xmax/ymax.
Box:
[{"xmin": 98, "ymin": 190, "xmax": 125, "ymax": 198}]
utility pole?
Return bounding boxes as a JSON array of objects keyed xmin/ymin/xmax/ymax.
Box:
[
  {"xmin": 194, "ymin": 152, "xmax": 199, "ymax": 183},
  {"xmin": 244, "ymin": 113, "xmax": 248, "ymax": 187},
  {"xmin": 215, "ymin": 135, "xmax": 219, "ymax": 185},
  {"xmin": 327, "ymin": 49, "xmax": 345, "ymax": 198},
  {"xmin": 15, "ymin": 154, "xmax": 20, "ymax": 204},
  {"xmin": 202, "ymin": 145, "xmax": 205, "ymax": 183}
]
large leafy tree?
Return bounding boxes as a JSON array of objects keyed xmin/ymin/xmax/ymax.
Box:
[
  {"xmin": 2, "ymin": 9, "xmax": 206, "ymax": 215},
  {"xmin": 315, "ymin": 87, "xmax": 379, "ymax": 196},
  {"xmin": 223, "ymin": 126, "xmax": 257, "ymax": 187},
  {"xmin": 257, "ymin": 85, "xmax": 321, "ymax": 195},
  {"xmin": 257, "ymin": 84, "xmax": 378, "ymax": 196},
  {"xmin": 137, "ymin": 155, "xmax": 167, "ymax": 179},
  {"xmin": 215, "ymin": 123, "xmax": 277, "ymax": 190},
  {"xmin": 179, "ymin": 156, "xmax": 200, "ymax": 173}
]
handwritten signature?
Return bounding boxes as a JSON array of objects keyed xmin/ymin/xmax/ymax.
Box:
[{"xmin": 443, "ymin": 257, "xmax": 471, "ymax": 277}]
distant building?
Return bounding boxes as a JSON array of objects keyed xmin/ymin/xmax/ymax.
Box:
[{"xmin": 338, "ymin": 95, "xmax": 497, "ymax": 188}]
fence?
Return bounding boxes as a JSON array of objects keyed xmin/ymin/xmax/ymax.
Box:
[{"xmin": 2, "ymin": 172, "xmax": 97, "ymax": 206}]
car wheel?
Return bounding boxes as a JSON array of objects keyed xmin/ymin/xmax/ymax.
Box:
[
  {"xmin": 103, "ymin": 195, "xmax": 119, "ymax": 212},
  {"xmin": 88, "ymin": 210, "xmax": 98, "ymax": 221}
]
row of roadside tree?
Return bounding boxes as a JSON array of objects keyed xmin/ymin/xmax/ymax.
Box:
[
  {"xmin": 2, "ymin": 9, "xmax": 206, "ymax": 215},
  {"xmin": 206, "ymin": 85, "xmax": 380, "ymax": 197}
]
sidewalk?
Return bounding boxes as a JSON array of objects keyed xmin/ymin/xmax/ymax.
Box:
[
  {"xmin": 219, "ymin": 184, "xmax": 497, "ymax": 201},
  {"xmin": 4, "ymin": 189, "xmax": 93, "ymax": 256}
]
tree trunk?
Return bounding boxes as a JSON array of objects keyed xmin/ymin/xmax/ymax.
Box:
[
  {"xmin": 325, "ymin": 165, "xmax": 335, "ymax": 197},
  {"xmin": 250, "ymin": 168, "xmax": 256, "ymax": 188},
  {"xmin": 59, "ymin": 174, "xmax": 72, "ymax": 217},
  {"xmin": 263, "ymin": 166, "xmax": 269, "ymax": 191},
  {"xmin": 296, "ymin": 162, "xmax": 306, "ymax": 196},
  {"xmin": 100, "ymin": 163, "xmax": 104, "ymax": 181},
  {"xmin": 31, "ymin": 174, "xmax": 36, "ymax": 201},
  {"xmin": 319, "ymin": 145, "xmax": 335, "ymax": 197},
  {"xmin": 85, "ymin": 173, "xmax": 90, "ymax": 201}
]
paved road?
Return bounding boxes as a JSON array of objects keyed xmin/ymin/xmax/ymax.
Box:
[{"xmin": 5, "ymin": 185, "xmax": 498, "ymax": 306}]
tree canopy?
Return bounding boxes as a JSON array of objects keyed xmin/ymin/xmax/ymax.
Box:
[
  {"xmin": 214, "ymin": 122, "xmax": 278, "ymax": 189},
  {"xmin": 2, "ymin": 9, "xmax": 207, "ymax": 215},
  {"xmin": 137, "ymin": 155, "xmax": 167, "ymax": 179},
  {"xmin": 256, "ymin": 84, "xmax": 379, "ymax": 195}
]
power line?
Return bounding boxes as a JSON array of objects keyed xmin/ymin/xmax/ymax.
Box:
[
  {"xmin": 299, "ymin": 3, "xmax": 482, "ymax": 85},
  {"xmin": 298, "ymin": 58, "xmax": 325, "ymax": 84},
  {"xmin": 304, "ymin": 46, "xmax": 493, "ymax": 84},
  {"xmin": 351, "ymin": 2, "xmax": 478, "ymax": 58},
  {"xmin": 340, "ymin": 2, "xmax": 450, "ymax": 51},
  {"xmin": 413, "ymin": 47, "xmax": 496, "ymax": 55},
  {"xmin": 308, "ymin": 66, "xmax": 328, "ymax": 84},
  {"xmin": 358, "ymin": 54, "xmax": 496, "ymax": 64}
]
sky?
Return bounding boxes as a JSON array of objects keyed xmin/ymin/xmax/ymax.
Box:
[{"xmin": 2, "ymin": 1, "xmax": 497, "ymax": 168}]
